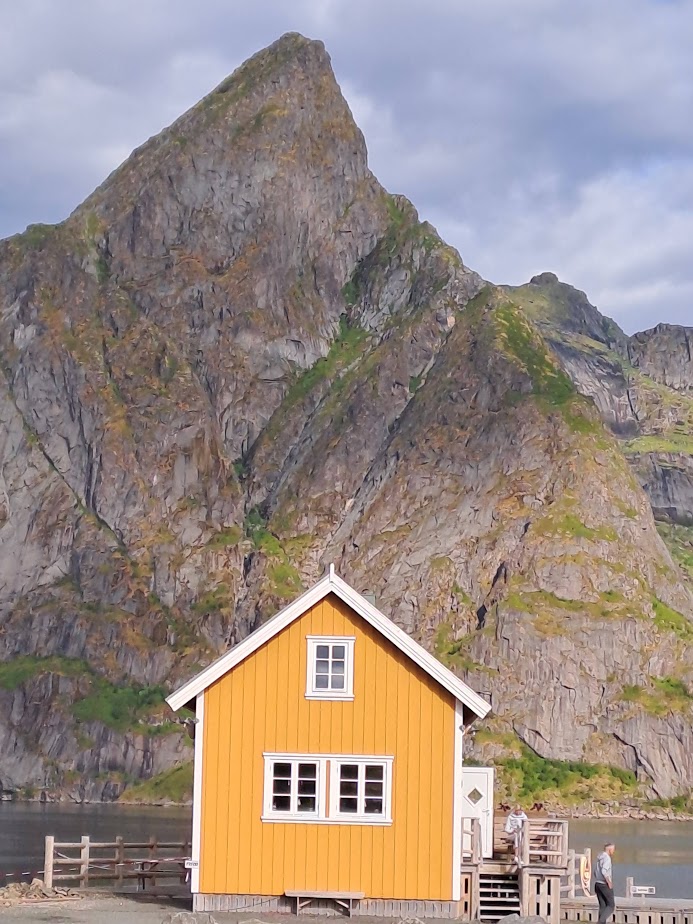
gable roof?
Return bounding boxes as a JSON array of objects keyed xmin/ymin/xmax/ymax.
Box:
[{"xmin": 166, "ymin": 566, "xmax": 491, "ymax": 720}]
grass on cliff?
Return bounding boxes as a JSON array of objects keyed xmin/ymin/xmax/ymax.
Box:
[
  {"xmin": 0, "ymin": 656, "xmax": 176, "ymax": 736},
  {"xmin": 652, "ymin": 597, "xmax": 693, "ymax": 641},
  {"xmin": 497, "ymin": 747, "xmax": 637, "ymax": 803},
  {"xmin": 621, "ymin": 677, "xmax": 693, "ymax": 716},
  {"xmin": 622, "ymin": 433, "xmax": 693, "ymax": 455},
  {"xmin": 0, "ymin": 656, "xmax": 90, "ymax": 689},
  {"xmin": 72, "ymin": 681, "xmax": 169, "ymax": 733},
  {"xmin": 656, "ymin": 523, "xmax": 693, "ymax": 583},
  {"xmin": 119, "ymin": 763, "xmax": 193, "ymax": 804},
  {"xmin": 495, "ymin": 304, "xmax": 575, "ymax": 406},
  {"xmin": 264, "ymin": 316, "xmax": 368, "ymax": 439}
]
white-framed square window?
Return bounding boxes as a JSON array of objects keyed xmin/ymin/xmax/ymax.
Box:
[
  {"xmin": 262, "ymin": 754, "xmax": 327, "ymax": 821},
  {"xmin": 306, "ymin": 636, "xmax": 355, "ymax": 700},
  {"xmin": 329, "ymin": 756, "xmax": 393, "ymax": 824}
]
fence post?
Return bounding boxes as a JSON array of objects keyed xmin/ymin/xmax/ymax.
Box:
[
  {"xmin": 626, "ymin": 877, "xmax": 633, "ymax": 899},
  {"xmin": 115, "ymin": 836, "xmax": 124, "ymax": 888},
  {"xmin": 80, "ymin": 835, "xmax": 90, "ymax": 888},
  {"xmin": 567, "ymin": 849, "xmax": 576, "ymax": 899},
  {"xmin": 43, "ymin": 836, "xmax": 54, "ymax": 889},
  {"xmin": 521, "ymin": 824, "xmax": 530, "ymax": 867},
  {"xmin": 149, "ymin": 836, "xmax": 158, "ymax": 890}
]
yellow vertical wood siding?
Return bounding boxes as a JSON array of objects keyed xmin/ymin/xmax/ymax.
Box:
[{"xmin": 200, "ymin": 593, "xmax": 456, "ymax": 900}]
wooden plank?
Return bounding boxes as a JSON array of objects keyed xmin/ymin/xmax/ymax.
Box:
[
  {"xmin": 285, "ymin": 890, "xmax": 364, "ymax": 899},
  {"xmin": 43, "ymin": 837, "xmax": 54, "ymax": 890}
]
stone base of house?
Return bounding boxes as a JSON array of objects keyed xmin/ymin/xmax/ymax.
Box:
[{"xmin": 193, "ymin": 892, "xmax": 462, "ymax": 917}]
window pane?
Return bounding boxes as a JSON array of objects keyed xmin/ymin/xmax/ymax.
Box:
[
  {"xmin": 297, "ymin": 796, "xmax": 316, "ymax": 812},
  {"xmin": 365, "ymin": 765, "xmax": 383, "ymax": 781},
  {"xmin": 316, "ymin": 645, "xmax": 329, "ymax": 659},
  {"xmin": 340, "ymin": 780, "xmax": 358, "ymax": 797},
  {"xmin": 273, "ymin": 795, "xmax": 291, "ymax": 811},
  {"xmin": 339, "ymin": 797, "xmax": 358, "ymax": 813},
  {"xmin": 298, "ymin": 779, "xmax": 316, "ymax": 795},
  {"xmin": 298, "ymin": 763, "xmax": 317, "ymax": 779},
  {"xmin": 365, "ymin": 781, "xmax": 383, "ymax": 797},
  {"xmin": 274, "ymin": 762, "xmax": 292, "ymax": 777},
  {"xmin": 365, "ymin": 798, "xmax": 384, "ymax": 814},
  {"xmin": 315, "ymin": 659, "xmax": 330, "ymax": 674},
  {"xmin": 273, "ymin": 779, "xmax": 291, "ymax": 794},
  {"xmin": 315, "ymin": 674, "xmax": 329, "ymax": 689},
  {"xmin": 332, "ymin": 645, "xmax": 346, "ymax": 659},
  {"xmin": 332, "ymin": 660, "xmax": 345, "ymax": 675},
  {"xmin": 340, "ymin": 764, "xmax": 359, "ymax": 780},
  {"xmin": 331, "ymin": 675, "xmax": 345, "ymax": 689}
]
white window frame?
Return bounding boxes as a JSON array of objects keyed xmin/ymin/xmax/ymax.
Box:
[
  {"xmin": 305, "ymin": 636, "xmax": 355, "ymax": 701},
  {"xmin": 262, "ymin": 753, "xmax": 393, "ymax": 826},
  {"xmin": 329, "ymin": 756, "xmax": 394, "ymax": 824},
  {"xmin": 262, "ymin": 754, "xmax": 328, "ymax": 822}
]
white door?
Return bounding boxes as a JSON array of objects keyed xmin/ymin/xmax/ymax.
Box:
[{"xmin": 460, "ymin": 766, "xmax": 494, "ymax": 859}]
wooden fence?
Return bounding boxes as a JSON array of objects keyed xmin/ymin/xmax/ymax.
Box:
[{"xmin": 44, "ymin": 835, "xmax": 191, "ymax": 894}]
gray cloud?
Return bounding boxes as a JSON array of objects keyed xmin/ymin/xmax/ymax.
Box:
[{"xmin": 1, "ymin": 0, "xmax": 692, "ymax": 332}]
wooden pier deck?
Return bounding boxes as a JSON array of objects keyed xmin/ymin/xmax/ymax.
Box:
[{"xmin": 562, "ymin": 896, "xmax": 693, "ymax": 924}]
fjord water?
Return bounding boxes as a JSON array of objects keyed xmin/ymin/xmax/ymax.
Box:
[
  {"xmin": 0, "ymin": 803, "xmax": 192, "ymax": 880},
  {"xmin": 569, "ymin": 818, "xmax": 693, "ymax": 899},
  {"xmin": 0, "ymin": 805, "xmax": 691, "ymax": 899}
]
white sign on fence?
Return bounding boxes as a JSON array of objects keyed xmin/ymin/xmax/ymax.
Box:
[
  {"xmin": 631, "ymin": 886, "xmax": 656, "ymax": 896},
  {"xmin": 184, "ymin": 859, "xmax": 199, "ymax": 870}
]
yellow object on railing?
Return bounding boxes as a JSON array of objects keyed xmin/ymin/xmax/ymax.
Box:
[{"xmin": 579, "ymin": 852, "xmax": 591, "ymax": 896}]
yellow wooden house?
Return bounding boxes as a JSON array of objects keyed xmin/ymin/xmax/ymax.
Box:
[{"xmin": 167, "ymin": 566, "xmax": 492, "ymax": 916}]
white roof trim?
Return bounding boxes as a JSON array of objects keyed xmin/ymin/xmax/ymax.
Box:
[{"xmin": 166, "ymin": 569, "xmax": 491, "ymax": 720}]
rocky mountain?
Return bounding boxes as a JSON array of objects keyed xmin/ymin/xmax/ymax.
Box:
[{"xmin": 0, "ymin": 33, "xmax": 690, "ymax": 804}]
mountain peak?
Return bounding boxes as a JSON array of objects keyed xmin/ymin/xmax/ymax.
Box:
[{"xmin": 529, "ymin": 271, "xmax": 559, "ymax": 286}]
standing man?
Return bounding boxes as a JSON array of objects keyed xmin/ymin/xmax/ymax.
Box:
[{"xmin": 594, "ymin": 842, "xmax": 616, "ymax": 924}]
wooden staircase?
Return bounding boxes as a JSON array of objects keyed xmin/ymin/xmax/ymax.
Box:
[{"xmin": 479, "ymin": 870, "xmax": 520, "ymax": 922}]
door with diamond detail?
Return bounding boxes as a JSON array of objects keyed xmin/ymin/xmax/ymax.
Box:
[{"xmin": 461, "ymin": 766, "xmax": 494, "ymax": 859}]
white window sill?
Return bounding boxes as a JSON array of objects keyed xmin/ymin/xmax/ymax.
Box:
[
  {"xmin": 261, "ymin": 815, "xmax": 392, "ymax": 826},
  {"xmin": 305, "ymin": 693, "xmax": 355, "ymax": 702}
]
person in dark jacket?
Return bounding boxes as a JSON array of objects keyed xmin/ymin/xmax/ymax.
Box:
[{"xmin": 594, "ymin": 843, "xmax": 616, "ymax": 924}]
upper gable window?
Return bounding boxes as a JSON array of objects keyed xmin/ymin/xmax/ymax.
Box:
[{"xmin": 306, "ymin": 636, "xmax": 355, "ymax": 700}]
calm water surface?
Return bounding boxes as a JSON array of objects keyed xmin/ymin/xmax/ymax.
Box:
[
  {"xmin": 0, "ymin": 805, "xmax": 691, "ymax": 899},
  {"xmin": 0, "ymin": 803, "xmax": 192, "ymax": 878},
  {"xmin": 569, "ymin": 818, "xmax": 693, "ymax": 900}
]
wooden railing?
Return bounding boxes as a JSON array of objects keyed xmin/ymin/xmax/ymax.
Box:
[
  {"xmin": 562, "ymin": 896, "xmax": 693, "ymax": 924},
  {"xmin": 561, "ymin": 848, "xmax": 592, "ymax": 899},
  {"xmin": 461, "ymin": 817, "xmax": 483, "ymax": 864},
  {"xmin": 492, "ymin": 818, "xmax": 569, "ymax": 868},
  {"xmin": 43, "ymin": 835, "xmax": 191, "ymax": 893}
]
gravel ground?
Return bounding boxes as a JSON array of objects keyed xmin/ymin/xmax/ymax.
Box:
[
  {"xmin": 0, "ymin": 894, "xmax": 191, "ymax": 924},
  {"xmin": 0, "ymin": 894, "xmax": 440, "ymax": 924}
]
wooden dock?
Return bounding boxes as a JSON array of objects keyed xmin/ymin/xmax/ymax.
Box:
[{"xmin": 562, "ymin": 896, "xmax": 693, "ymax": 924}]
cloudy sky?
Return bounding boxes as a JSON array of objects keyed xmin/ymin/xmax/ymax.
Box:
[{"xmin": 2, "ymin": 0, "xmax": 692, "ymax": 333}]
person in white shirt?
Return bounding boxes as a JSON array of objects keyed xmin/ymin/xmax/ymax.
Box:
[
  {"xmin": 594, "ymin": 843, "xmax": 616, "ymax": 923},
  {"xmin": 504, "ymin": 806, "xmax": 528, "ymax": 866}
]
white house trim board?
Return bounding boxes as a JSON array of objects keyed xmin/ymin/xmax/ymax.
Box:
[
  {"xmin": 191, "ymin": 690, "xmax": 204, "ymax": 893},
  {"xmin": 166, "ymin": 569, "xmax": 491, "ymax": 720},
  {"xmin": 452, "ymin": 700, "xmax": 464, "ymax": 902}
]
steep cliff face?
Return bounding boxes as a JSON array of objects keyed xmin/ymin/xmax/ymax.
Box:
[
  {"xmin": 507, "ymin": 274, "xmax": 693, "ymax": 536},
  {"xmin": 0, "ymin": 33, "xmax": 691, "ymax": 803}
]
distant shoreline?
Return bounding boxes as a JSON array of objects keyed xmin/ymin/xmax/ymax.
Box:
[{"xmin": 6, "ymin": 796, "xmax": 693, "ymax": 821}]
